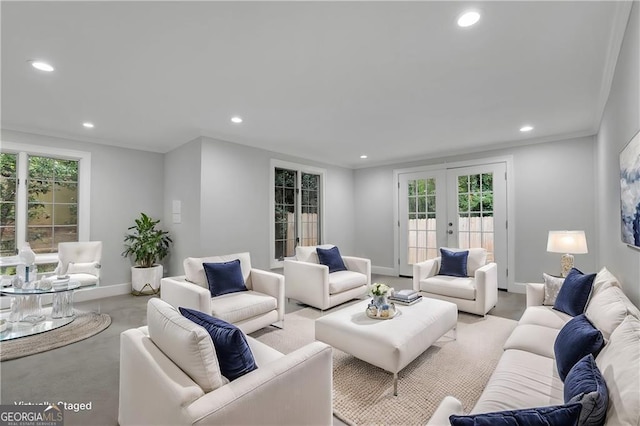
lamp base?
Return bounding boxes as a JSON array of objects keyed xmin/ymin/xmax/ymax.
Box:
[{"xmin": 560, "ymin": 253, "xmax": 575, "ymax": 277}]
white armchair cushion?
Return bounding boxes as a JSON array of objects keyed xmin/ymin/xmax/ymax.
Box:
[
  {"xmin": 67, "ymin": 273, "xmax": 99, "ymax": 287},
  {"xmin": 210, "ymin": 291, "xmax": 277, "ymax": 324},
  {"xmin": 66, "ymin": 261, "xmax": 99, "ymax": 274},
  {"xmin": 441, "ymin": 247, "xmax": 487, "ymax": 276},
  {"xmin": 328, "ymin": 270, "xmax": 368, "ymax": 294},
  {"xmin": 184, "ymin": 252, "xmax": 252, "ymax": 289},
  {"xmin": 420, "ymin": 275, "xmax": 476, "ymax": 300},
  {"xmin": 146, "ymin": 298, "xmax": 226, "ymax": 392},
  {"xmin": 295, "ymin": 244, "xmax": 334, "ymax": 264}
]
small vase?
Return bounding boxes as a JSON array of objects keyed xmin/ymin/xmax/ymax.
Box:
[{"xmin": 373, "ymin": 294, "xmax": 388, "ymax": 309}]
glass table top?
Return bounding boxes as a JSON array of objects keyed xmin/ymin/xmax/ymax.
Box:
[
  {"xmin": 0, "ymin": 281, "xmax": 80, "ymax": 295},
  {"xmin": 0, "ymin": 315, "xmax": 75, "ymax": 341}
]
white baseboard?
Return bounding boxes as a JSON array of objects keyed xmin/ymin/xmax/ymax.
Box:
[
  {"xmin": 509, "ymin": 281, "xmax": 526, "ymax": 294},
  {"xmin": 35, "ymin": 283, "xmax": 132, "ymax": 306},
  {"xmin": 73, "ymin": 283, "xmax": 132, "ymax": 302},
  {"xmin": 372, "ymin": 266, "xmax": 397, "ymax": 276}
]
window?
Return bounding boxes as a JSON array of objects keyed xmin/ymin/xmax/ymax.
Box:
[
  {"xmin": 456, "ymin": 172, "xmax": 495, "ymax": 262},
  {"xmin": 406, "ymin": 177, "xmax": 438, "ymax": 264},
  {"xmin": 0, "ymin": 153, "xmax": 18, "ymax": 257},
  {"xmin": 270, "ymin": 160, "xmax": 325, "ymax": 268},
  {"xmin": 0, "ymin": 142, "xmax": 90, "ymax": 270}
]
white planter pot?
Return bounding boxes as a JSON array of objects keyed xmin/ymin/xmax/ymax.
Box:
[{"xmin": 131, "ymin": 265, "xmax": 163, "ymax": 295}]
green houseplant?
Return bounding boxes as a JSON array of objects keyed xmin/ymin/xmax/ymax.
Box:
[{"xmin": 122, "ymin": 212, "xmax": 172, "ymax": 295}]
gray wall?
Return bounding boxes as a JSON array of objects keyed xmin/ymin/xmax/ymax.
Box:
[
  {"xmin": 596, "ymin": 2, "xmax": 640, "ymax": 306},
  {"xmin": 354, "ymin": 135, "xmax": 598, "ymax": 285},
  {"xmin": 165, "ymin": 136, "xmax": 355, "ymax": 272},
  {"xmin": 164, "ymin": 137, "xmax": 203, "ymax": 277},
  {"xmin": 1, "ymin": 129, "xmax": 165, "ymax": 286}
]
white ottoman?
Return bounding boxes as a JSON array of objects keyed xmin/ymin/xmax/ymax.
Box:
[{"xmin": 315, "ymin": 297, "xmax": 458, "ymax": 395}]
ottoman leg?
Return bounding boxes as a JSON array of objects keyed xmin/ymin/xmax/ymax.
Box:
[{"xmin": 393, "ymin": 372, "xmax": 398, "ymax": 396}]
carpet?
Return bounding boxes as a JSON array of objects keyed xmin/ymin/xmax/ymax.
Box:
[
  {"xmin": 251, "ymin": 305, "xmax": 517, "ymax": 426},
  {"xmin": 0, "ymin": 311, "xmax": 112, "ymax": 361}
]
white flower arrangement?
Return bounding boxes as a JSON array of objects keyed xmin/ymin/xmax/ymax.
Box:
[{"xmin": 369, "ymin": 282, "xmax": 394, "ymax": 297}]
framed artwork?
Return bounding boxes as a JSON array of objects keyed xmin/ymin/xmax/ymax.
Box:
[{"xmin": 620, "ymin": 130, "xmax": 640, "ymax": 248}]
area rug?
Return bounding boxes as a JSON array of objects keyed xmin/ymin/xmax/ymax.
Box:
[
  {"xmin": 251, "ymin": 306, "xmax": 517, "ymax": 426},
  {"xmin": 0, "ymin": 311, "xmax": 111, "ymax": 361}
]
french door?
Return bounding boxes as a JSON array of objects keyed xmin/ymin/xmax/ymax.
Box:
[{"xmin": 399, "ymin": 162, "xmax": 508, "ymax": 289}]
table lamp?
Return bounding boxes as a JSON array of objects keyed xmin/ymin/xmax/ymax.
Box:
[{"xmin": 546, "ymin": 230, "xmax": 588, "ymax": 277}]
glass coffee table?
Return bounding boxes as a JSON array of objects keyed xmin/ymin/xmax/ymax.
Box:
[{"xmin": 0, "ymin": 281, "xmax": 81, "ymax": 341}]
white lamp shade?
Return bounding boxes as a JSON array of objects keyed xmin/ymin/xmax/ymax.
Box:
[{"xmin": 547, "ymin": 230, "xmax": 588, "ymax": 254}]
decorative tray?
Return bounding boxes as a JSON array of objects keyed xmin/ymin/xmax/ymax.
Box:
[{"xmin": 365, "ymin": 306, "xmax": 400, "ymax": 320}]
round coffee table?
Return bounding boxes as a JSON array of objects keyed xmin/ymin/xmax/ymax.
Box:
[{"xmin": 0, "ymin": 281, "xmax": 81, "ymax": 341}]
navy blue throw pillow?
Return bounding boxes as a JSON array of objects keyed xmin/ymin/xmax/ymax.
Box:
[
  {"xmin": 203, "ymin": 259, "xmax": 247, "ymax": 297},
  {"xmin": 449, "ymin": 403, "xmax": 582, "ymax": 426},
  {"xmin": 316, "ymin": 246, "xmax": 347, "ymax": 273},
  {"xmin": 553, "ymin": 268, "xmax": 596, "ymax": 316},
  {"xmin": 554, "ymin": 314, "xmax": 605, "ymax": 382},
  {"xmin": 179, "ymin": 307, "xmax": 257, "ymax": 381},
  {"xmin": 564, "ymin": 354, "xmax": 608, "ymax": 426},
  {"xmin": 439, "ymin": 249, "xmax": 469, "ymax": 277}
]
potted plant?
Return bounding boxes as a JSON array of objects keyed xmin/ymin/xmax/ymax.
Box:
[{"xmin": 122, "ymin": 212, "xmax": 172, "ymax": 295}]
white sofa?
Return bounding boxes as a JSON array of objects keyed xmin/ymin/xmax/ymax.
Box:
[
  {"xmin": 284, "ymin": 245, "xmax": 370, "ymax": 310},
  {"xmin": 119, "ymin": 298, "xmax": 333, "ymax": 426},
  {"xmin": 413, "ymin": 248, "xmax": 497, "ymax": 316},
  {"xmin": 161, "ymin": 252, "xmax": 284, "ymax": 334},
  {"xmin": 427, "ymin": 267, "xmax": 640, "ymax": 425}
]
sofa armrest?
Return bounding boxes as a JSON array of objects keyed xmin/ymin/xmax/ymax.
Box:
[
  {"xmin": 160, "ymin": 276, "xmax": 212, "ymax": 313},
  {"xmin": 426, "ymin": 396, "xmax": 464, "ymax": 425},
  {"xmin": 526, "ymin": 282, "xmax": 545, "ymax": 307},
  {"xmin": 474, "ymin": 262, "xmax": 498, "ymax": 314},
  {"xmin": 342, "ymin": 256, "xmax": 372, "ymax": 284},
  {"xmin": 284, "ymin": 260, "xmax": 330, "ymax": 308},
  {"xmin": 413, "ymin": 257, "xmax": 440, "ymax": 291},
  {"xmin": 250, "ymin": 268, "xmax": 285, "ymax": 321},
  {"xmin": 186, "ymin": 341, "xmax": 333, "ymax": 425}
]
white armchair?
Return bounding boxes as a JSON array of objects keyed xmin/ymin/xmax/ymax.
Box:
[
  {"xmin": 413, "ymin": 248, "xmax": 497, "ymax": 316},
  {"xmin": 284, "ymin": 245, "xmax": 370, "ymax": 311},
  {"xmin": 55, "ymin": 241, "xmax": 102, "ymax": 287},
  {"xmin": 118, "ymin": 298, "xmax": 333, "ymax": 426},
  {"xmin": 161, "ymin": 252, "xmax": 284, "ymax": 334}
]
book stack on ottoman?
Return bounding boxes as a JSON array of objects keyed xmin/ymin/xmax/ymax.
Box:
[{"xmin": 389, "ymin": 289, "xmax": 422, "ymax": 305}]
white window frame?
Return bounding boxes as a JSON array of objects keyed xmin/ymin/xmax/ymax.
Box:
[
  {"xmin": 269, "ymin": 159, "xmax": 326, "ymax": 269},
  {"xmin": 1, "ymin": 141, "xmax": 91, "ymax": 265}
]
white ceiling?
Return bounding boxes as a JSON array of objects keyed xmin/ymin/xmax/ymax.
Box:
[{"xmin": 0, "ymin": 1, "xmax": 632, "ymax": 169}]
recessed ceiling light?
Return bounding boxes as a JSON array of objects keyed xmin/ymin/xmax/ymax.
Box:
[
  {"xmin": 29, "ymin": 60, "xmax": 54, "ymax": 72},
  {"xmin": 83, "ymin": 122, "xmax": 94, "ymax": 128},
  {"xmin": 520, "ymin": 125, "xmax": 534, "ymax": 132},
  {"xmin": 231, "ymin": 116, "xmax": 243, "ymax": 124},
  {"xmin": 457, "ymin": 11, "xmax": 480, "ymax": 27},
  {"xmin": 360, "ymin": 155, "xmax": 368, "ymax": 159}
]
